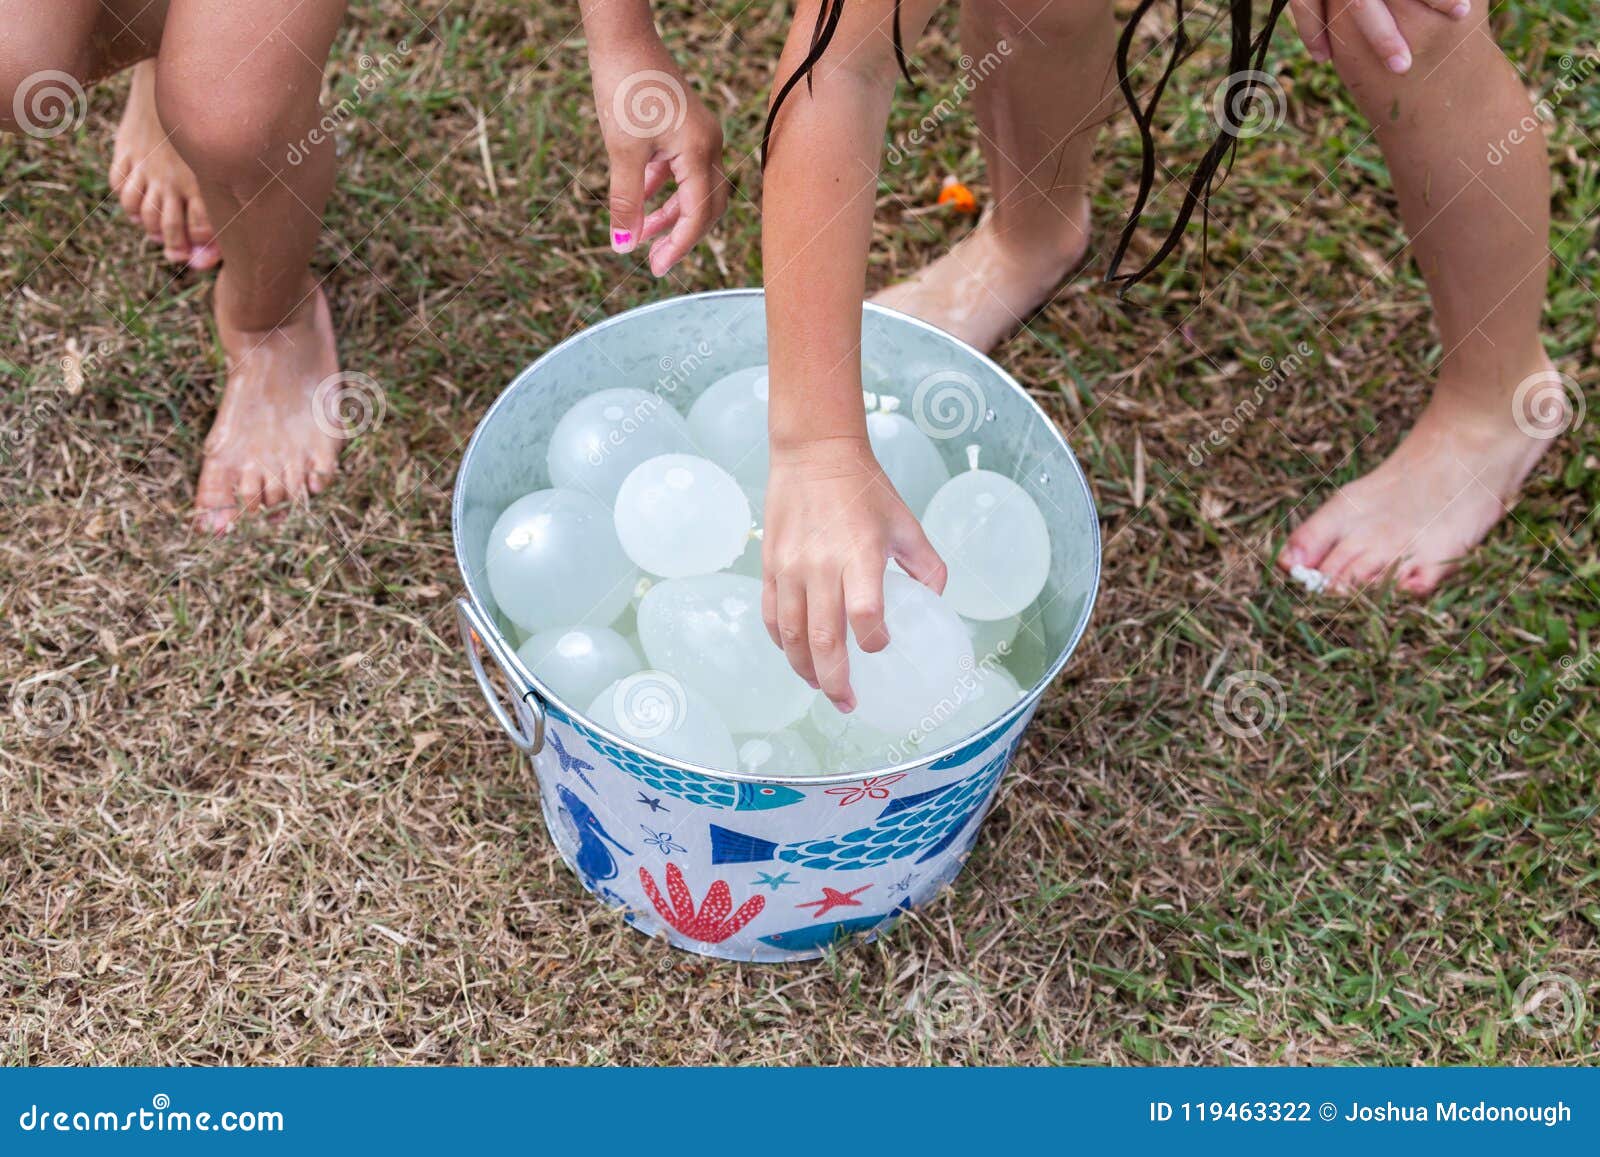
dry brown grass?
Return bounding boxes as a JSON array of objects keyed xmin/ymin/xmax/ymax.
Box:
[{"xmin": 2, "ymin": 1, "xmax": 1598, "ymax": 1065}]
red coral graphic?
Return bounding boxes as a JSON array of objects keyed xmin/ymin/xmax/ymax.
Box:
[{"xmin": 638, "ymin": 863, "xmax": 765, "ymax": 944}]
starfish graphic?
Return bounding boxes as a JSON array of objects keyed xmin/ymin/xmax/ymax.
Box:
[
  {"xmin": 547, "ymin": 730, "xmax": 596, "ymax": 790},
  {"xmin": 752, "ymin": 871, "xmax": 796, "ymax": 892},
  {"xmin": 796, "ymin": 884, "xmax": 871, "ymax": 918},
  {"xmin": 635, "ymin": 791, "xmax": 667, "ymax": 813}
]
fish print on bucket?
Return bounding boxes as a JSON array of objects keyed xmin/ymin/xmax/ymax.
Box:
[
  {"xmin": 759, "ymin": 899, "xmax": 913, "ymax": 952},
  {"xmin": 707, "ymin": 741, "xmax": 1015, "ymax": 872},
  {"xmin": 584, "ymin": 731, "xmax": 805, "ymax": 812},
  {"xmin": 556, "ymin": 783, "xmax": 632, "ymax": 886}
]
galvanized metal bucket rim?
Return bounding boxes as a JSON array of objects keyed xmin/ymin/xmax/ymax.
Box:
[{"xmin": 452, "ymin": 287, "xmax": 1101, "ymax": 787}]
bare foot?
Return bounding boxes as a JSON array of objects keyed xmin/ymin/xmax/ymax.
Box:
[
  {"xmin": 194, "ymin": 275, "xmax": 344, "ymax": 533},
  {"xmin": 1277, "ymin": 358, "xmax": 1566, "ymax": 595},
  {"xmin": 110, "ymin": 61, "xmax": 219, "ymax": 270},
  {"xmin": 872, "ymin": 198, "xmax": 1091, "ymax": 353}
]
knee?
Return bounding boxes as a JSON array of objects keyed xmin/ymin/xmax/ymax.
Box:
[
  {"xmin": 154, "ymin": 65, "xmax": 307, "ymax": 192},
  {"xmin": 0, "ymin": 37, "xmax": 93, "ymax": 137},
  {"xmin": 980, "ymin": 0, "xmax": 1113, "ymax": 45}
]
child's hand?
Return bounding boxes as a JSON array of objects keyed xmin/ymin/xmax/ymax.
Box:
[
  {"xmin": 1288, "ymin": 0, "xmax": 1470, "ymax": 72},
  {"xmin": 761, "ymin": 437, "xmax": 948, "ymax": 713},
  {"xmin": 590, "ymin": 47, "xmax": 727, "ymax": 276}
]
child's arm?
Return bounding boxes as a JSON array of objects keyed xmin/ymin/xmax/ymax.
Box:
[
  {"xmin": 580, "ymin": 0, "xmax": 727, "ymax": 274},
  {"xmin": 760, "ymin": 0, "xmax": 948, "ymax": 713}
]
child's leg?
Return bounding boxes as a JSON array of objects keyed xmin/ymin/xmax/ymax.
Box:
[
  {"xmin": 155, "ymin": 0, "xmax": 349, "ymax": 530},
  {"xmin": 1279, "ymin": 0, "xmax": 1554, "ymax": 594},
  {"xmin": 0, "ymin": 1, "xmax": 163, "ymax": 131},
  {"xmin": 873, "ymin": 0, "xmax": 1118, "ymax": 351},
  {"xmin": 111, "ymin": 60, "xmax": 219, "ymax": 270}
]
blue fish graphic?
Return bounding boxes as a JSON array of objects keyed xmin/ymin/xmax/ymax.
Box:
[
  {"xmin": 709, "ymin": 744, "xmax": 1015, "ymax": 872},
  {"xmin": 547, "ymin": 728, "xmax": 597, "ymax": 791},
  {"xmin": 556, "ymin": 783, "xmax": 632, "ymax": 885},
  {"xmin": 759, "ymin": 899, "xmax": 912, "ymax": 951},
  {"xmin": 583, "ymin": 732, "xmax": 804, "ymax": 812}
]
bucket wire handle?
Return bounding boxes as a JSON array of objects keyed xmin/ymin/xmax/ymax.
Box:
[{"xmin": 455, "ymin": 597, "xmax": 546, "ymax": 753}]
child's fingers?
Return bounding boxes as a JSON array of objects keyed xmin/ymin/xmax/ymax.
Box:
[
  {"xmin": 776, "ymin": 574, "xmax": 820, "ymax": 689},
  {"xmin": 1287, "ymin": 0, "xmax": 1332, "ymax": 62},
  {"xmin": 647, "ymin": 165, "xmax": 720, "ymax": 276},
  {"xmin": 844, "ymin": 554, "xmax": 889, "ymax": 654},
  {"xmin": 641, "ymin": 192, "xmax": 681, "ymax": 244},
  {"xmin": 807, "ymin": 577, "xmax": 854, "ymax": 710},
  {"xmin": 762, "ymin": 569, "xmax": 782, "ymax": 650},
  {"xmin": 643, "ymin": 158, "xmax": 671, "ymax": 201},
  {"xmin": 606, "ymin": 149, "xmax": 648, "ymax": 254},
  {"xmin": 889, "ymin": 515, "xmax": 949, "ymax": 596},
  {"xmin": 1343, "ymin": 0, "xmax": 1413, "ymax": 72}
]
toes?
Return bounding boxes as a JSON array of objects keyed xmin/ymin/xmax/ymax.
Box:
[
  {"xmin": 186, "ymin": 200, "xmax": 220, "ymax": 269},
  {"xmin": 235, "ymin": 465, "xmax": 267, "ymax": 515},
  {"xmin": 139, "ymin": 187, "xmax": 165, "ymax": 246},
  {"xmin": 1279, "ymin": 503, "xmax": 1345, "ymax": 572},
  {"xmin": 118, "ymin": 171, "xmax": 148, "ymax": 222},
  {"xmin": 261, "ymin": 471, "xmax": 289, "ymax": 510},
  {"xmin": 109, "ymin": 152, "xmax": 131, "ymax": 194},
  {"xmin": 1346, "ymin": 551, "xmax": 1401, "ymax": 592},
  {"xmin": 1320, "ymin": 540, "xmax": 1370, "ymax": 595},
  {"xmin": 194, "ymin": 459, "xmax": 240, "ymax": 534},
  {"xmin": 1398, "ymin": 561, "xmax": 1453, "ymax": 596},
  {"xmin": 161, "ymin": 194, "xmax": 192, "ymax": 265}
]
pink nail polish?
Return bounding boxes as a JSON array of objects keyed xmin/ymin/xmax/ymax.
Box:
[
  {"xmin": 1451, "ymin": 1, "xmax": 1470, "ymax": 16},
  {"xmin": 1387, "ymin": 53, "xmax": 1410, "ymax": 74},
  {"xmin": 611, "ymin": 228, "xmax": 633, "ymax": 252}
]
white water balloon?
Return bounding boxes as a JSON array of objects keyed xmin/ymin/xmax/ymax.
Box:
[
  {"xmin": 867, "ymin": 409, "xmax": 950, "ymax": 516},
  {"xmin": 687, "ymin": 365, "xmax": 770, "ymax": 494},
  {"xmin": 517, "ymin": 626, "xmax": 642, "ymax": 709},
  {"xmin": 588, "ymin": 670, "xmax": 737, "ymax": 769},
  {"xmin": 846, "ymin": 570, "xmax": 974, "ymax": 735},
  {"xmin": 486, "ymin": 488, "xmax": 637, "ymax": 632},
  {"xmin": 919, "ymin": 662, "xmax": 1024, "ymax": 749},
  {"xmin": 803, "ymin": 698, "xmax": 910, "ymax": 772},
  {"xmin": 964, "ymin": 614, "xmax": 1020, "ymax": 662},
  {"xmin": 923, "ymin": 464, "xmax": 1051, "ymax": 621},
  {"xmin": 736, "ymin": 728, "xmax": 821, "ymax": 777},
  {"xmin": 546, "ymin": 387, "xmax": 695, "ymax": 503},
  {"xmin": 614, "ymin": 454, "xmax": 752, "ymax": 577},
  {"xmin": 638, "ymin": 573, "xmax": 814, "ymax": 731}
]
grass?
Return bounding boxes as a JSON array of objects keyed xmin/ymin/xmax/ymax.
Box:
[{"xmin": 2, "ymin": 0, "xmax": 1597, "ymax": 1064}]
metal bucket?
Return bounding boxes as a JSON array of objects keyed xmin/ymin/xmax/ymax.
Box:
[{"xmin": 452, "ymin": 289, "xmax": 1100, "ymax": 962}]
